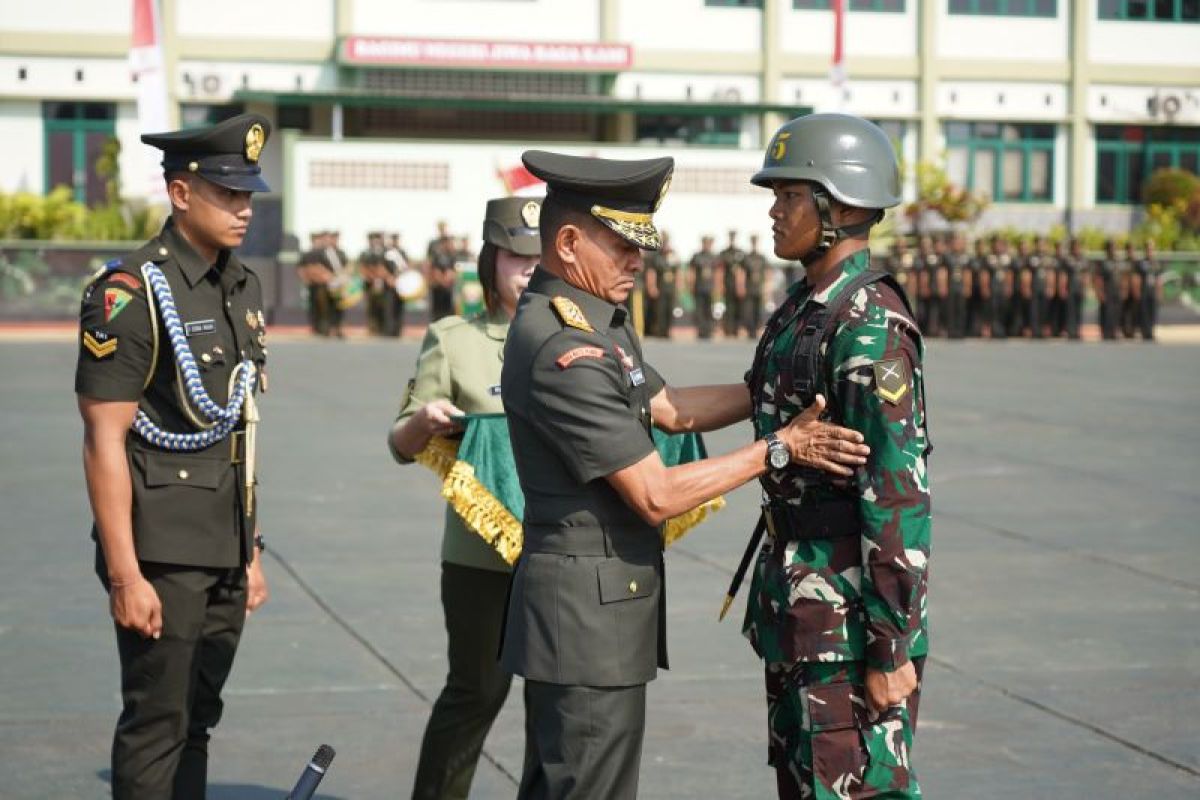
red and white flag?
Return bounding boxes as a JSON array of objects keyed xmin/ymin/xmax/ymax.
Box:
[
  {"xmin": 495, "ymin": 162, "xmax": 544, "ymax": 196},
  {"xmin": 830, "ymin": 0, "xmax": 848, "ymax": 109},
  {"xmin": 131, "ymin": 0, "xmax": 169, "ymax": 199}
]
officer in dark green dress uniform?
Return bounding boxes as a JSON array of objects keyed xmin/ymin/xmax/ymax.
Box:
[
  {"xmin": 501, "ymin": 150, "xmax": 870, "ymax": 800},
  {"xmin": 75, "ymin": 113, "xmax": 272, "ymax": 800},
  {"xmin": 690, "ymin": 235, "xmax": 719, "ymax": 339}
]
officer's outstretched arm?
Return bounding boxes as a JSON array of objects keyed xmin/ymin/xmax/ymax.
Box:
[
  {"xmin": 649, "ymin": 383, "xmax": 751, "ymax": 434},
  {"xmin": 608, "ymin": 397, "xmax": 868, "ymax": 528}
]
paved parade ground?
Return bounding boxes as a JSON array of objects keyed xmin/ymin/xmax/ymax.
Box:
[{"xmin": 2, "ymin": 334, "xmax": 1198, "ymax": 799}]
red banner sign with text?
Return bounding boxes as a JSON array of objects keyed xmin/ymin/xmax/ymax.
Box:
[{"xmin": 341, "ymin": 36, "xmax": 633, "ymax": 72}]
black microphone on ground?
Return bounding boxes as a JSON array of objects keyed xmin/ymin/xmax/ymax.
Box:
[{"xmin": 285, "ymin": 744, "xmax": 335, "ymax": 800}]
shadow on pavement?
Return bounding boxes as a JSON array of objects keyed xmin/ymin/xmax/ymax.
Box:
[{"xmin": 96, "ymin": 770, "xmax": 347, "ymax": 800}]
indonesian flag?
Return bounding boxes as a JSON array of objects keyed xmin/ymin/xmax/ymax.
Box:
[
  {"xmin": 831, "ymin": 0, "xmax": 848, "ymax": 109},
  {"xmin": 495, "ymin": 163, "xmax": 544, "ymax": 196},
  {"xmin": 131, "ymin": 0, "xmax": 169, "ymax": 199}
]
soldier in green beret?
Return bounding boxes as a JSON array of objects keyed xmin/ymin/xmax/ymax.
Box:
[{"xmin": 75, "ymin": 112, "xmax": 272, "ymax": 799}]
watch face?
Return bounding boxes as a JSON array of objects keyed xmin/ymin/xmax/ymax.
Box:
[{"xmin": 769, "ymin": 447, "xmax": 791, "ymax": 470}]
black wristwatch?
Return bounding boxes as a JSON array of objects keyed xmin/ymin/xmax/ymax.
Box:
[
  {"xmin": 765, "ymin": 432, "xmax": 791, "ymax": 470},
  {"xmin": 253, "ymin": 533, "xmax": 266, "ymax": 552}
]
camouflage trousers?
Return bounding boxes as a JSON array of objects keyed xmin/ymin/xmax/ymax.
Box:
[{"xmin": 764, "ymin": 658, "xmax": 925, "ymax": 800}]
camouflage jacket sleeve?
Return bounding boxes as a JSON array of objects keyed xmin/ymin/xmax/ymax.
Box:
[{"xmin": 828, "ymin": 282, "xmax": 931, "ymax": 672}]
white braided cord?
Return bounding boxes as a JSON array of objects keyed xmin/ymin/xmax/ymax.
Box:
[{"xmin": 131, "ymin": 261, "xmax": 256, "ymax": 450}]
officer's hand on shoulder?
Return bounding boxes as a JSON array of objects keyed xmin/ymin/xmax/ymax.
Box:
[{"xmin": 777, "ymin": 395, "xmax": 870, "ymax": 476}]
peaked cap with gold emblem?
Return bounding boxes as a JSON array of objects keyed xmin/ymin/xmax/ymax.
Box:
[
  {"xmin": 521, "ymin": 150, "xmax": 673, "ymax": 251},
  {"xmin": 142, "ymin": 112, "xmax": 272, "ymax": 193},
  {"xmin": 482, "ymin": 195, "xmax": 544, "ymax": 257}
]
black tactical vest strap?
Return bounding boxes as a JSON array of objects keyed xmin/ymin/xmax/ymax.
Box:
[{"xmin": 789, "ymin": 269, "xmax": 913, "ymax": 410}]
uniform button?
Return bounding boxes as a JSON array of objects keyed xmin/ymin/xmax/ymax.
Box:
[
  {"xmin": 158, "ymin": 247, "xmax": 168, "ymax": 257},
  {"xmin": 178, "ymin": 469, "xmax": 189, "ymax": 480},
  {"xmin": 201, "ymin": 353, "xmax": 212, "ymax": 363},
  {"xmin": 628, "ymin": 580, "xmax": 638, "ymax": 594},
  {"xmin": 226, "ymin": 301, "xmax": 232, "ymax": 308}
]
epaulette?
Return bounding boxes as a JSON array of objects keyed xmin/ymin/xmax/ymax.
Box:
[{"xmin": 550, "ymin": 296, "xmax": 594, "ymax": 333}]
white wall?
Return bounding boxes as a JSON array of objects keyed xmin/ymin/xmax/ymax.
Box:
[
  {"xmin": 175, "ymin": 61, "xmax": 338, "ymax": 103},
  {"xmin": 352, "ymin": 0, "xmax": 600, "ymax": 42},
  {"xmin": 286, "ymin": 137, "xmax": 775, "ymax": 262},
  {"xmin": 0, "ymin": 0, "xmax": 130, "ymax": 35},
  {"xmin": 0, "ymin": 56, "xmax": 136, "ymax": 101},
  {"xmin": 1089, "ymin": 19, "xmax": 1200, "ymax": 67},
  {"xmin": 778, "ymin": 78, "xmax": 917, "ymax": 117},
  {"xmin": 936, "ymin": 81, "xmax": 1067, "ymax": 122},
  {"xmin": 779, "ymin": 5, "xmax": 917, "ymax": 59},
  {"xmin": 0, "ymin": 101, "xmax": 45, "ymax": 194},
  {"xmin": 1087, "ymin": 84, "xmax": 1200, "ymax": 125},
  {"xmin": 176, "ymin": 0, "xmax": 334, "ymax": 41},
  {"xmin": 618, "ymin": 0, "xmax": 760, "ymax": 53},
  {"xmin": 937, "ymin": 7, "xmax": 1067, "ymax": 62},
  {"xmin": 612, "ymin": 72, "xmax": 761, "ymax": 102}
]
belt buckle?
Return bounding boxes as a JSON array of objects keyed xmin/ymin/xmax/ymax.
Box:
[{"xmin": 230, "ymin": 430, "xmax": 245, "ymax": 465}]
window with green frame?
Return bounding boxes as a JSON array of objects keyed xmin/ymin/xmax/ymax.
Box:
[
  {"xmin": 793, "ymin": 1, "xmax": 905, "ymax": 10},
  {"xmin": 948, "ymin": 0, "xmax": 1057, "ymax": 16},
  {"xmin": 1096, "ymin": 125, "xmax": 1200, "ymax": 204},
  {"xmin": 945, "ymin": 122, "xmax": 1055, "ymax": 203},
  {"xmin": 1098, "ymin": 0, "xmax": 1200, "ymax": 21},
  {"xmin": 43, "ymin": 101, "xmax": 117, "ymax": 206},
  {"xmin": 706, "ymin": 0, "xmax": 762, "ymax": 7}
]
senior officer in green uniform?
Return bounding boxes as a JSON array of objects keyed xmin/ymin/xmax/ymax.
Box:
[
  {"xmin": 501, "ymin": 150, "xmax": 872, "ymax": 800},
  {"xmin": 388, "ymin": 196, "xmax": 542, "ymax": 800},
  {"xmin": 742, "ymin": 114, "xmax": 932, "ymax": 800},
  {"xmin": 75, "ymin": 113, "xmax": 272, "ymax": 800}
]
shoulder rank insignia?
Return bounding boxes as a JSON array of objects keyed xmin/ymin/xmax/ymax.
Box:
[
  {"xmin": 556, "ymin": 346, "xmax": 605, "ymax": 369},
  {"xmin": 872, "ymin": 358, "xmax": 909, "ymax": 405},
  {"xmin": 82, "ymin": 329, "xmax": 118, "ymax": 359},
  {"xmin": 551, "ymin": 297, "xmax": 594, "ymax": 333},
  {"xmin": 104, "ymin": 288, "xmax": 132, "ymax": 322}
]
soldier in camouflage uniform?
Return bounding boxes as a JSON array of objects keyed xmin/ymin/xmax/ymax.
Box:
[
  {"xmin": 720, "ymin": 230, "xmax": 748, "ymax": 338},
  {"xmin": 744, "ymin": 113, "xmax": 932, "ymax": 800}
]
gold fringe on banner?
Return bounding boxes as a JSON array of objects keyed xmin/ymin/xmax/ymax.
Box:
[
  {"xmin": 414, "ymin": 436, "xmax": 726, "ymax": 565},
  {"xmin": 663, "ymin": 495, "xmax": 727, "ymax": 547}
]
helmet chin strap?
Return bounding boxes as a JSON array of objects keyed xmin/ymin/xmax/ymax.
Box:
[{"xmin": 804, "ymin": 187, "xmax": 882, "ymax": 261}]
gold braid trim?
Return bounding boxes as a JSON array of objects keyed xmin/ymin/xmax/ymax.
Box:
[
  {"xmin": 442, "ymin": 460, "xmax": 524, "ymax": 566},
  {"xmin": 664, "ymin": 495, "xmax": 727, "ymax": 547},
  {"xmin": 414, "ymin": 436, "xmax": 727, "ymax": 563}
]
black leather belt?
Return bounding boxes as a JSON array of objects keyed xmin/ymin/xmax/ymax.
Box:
[{"xmin": 764, "ymin": 498, "xmax": 860, "ymax": 541}]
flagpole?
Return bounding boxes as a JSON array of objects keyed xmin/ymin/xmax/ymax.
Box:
[{"xmin": 831, "ymin": 0, "xmax": 847, "ymax": 112}]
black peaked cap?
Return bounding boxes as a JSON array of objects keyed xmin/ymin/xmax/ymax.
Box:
[
  {"xmin": 142, "ymin": 112, "xmax": 272, "ymax": 193},
  {"xmin": 522, "ymin": 150, "xmax": 674, "ymax": 250}
]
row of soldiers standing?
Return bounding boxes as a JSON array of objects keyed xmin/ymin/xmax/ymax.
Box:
[
  {"xmin": 641, "ymin": 230, "xmax": 775, "ymax": 339},
  {"xmin": 885, "ymin": 234, "xmax": 1162, "ymax": 341},
  {"xmin": 296, "ymin": 223, "xmax": 473, "ymax": 337}
]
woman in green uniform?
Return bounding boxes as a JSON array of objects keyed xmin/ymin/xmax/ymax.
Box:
[{"xmin": 388, "ymin": 196, "xmax": 542, "ymax": 800}]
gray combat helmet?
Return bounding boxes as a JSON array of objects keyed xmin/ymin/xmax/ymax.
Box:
[
  {"xmin": 753, "ymin": 113, "xmax": 900, "ymax": 256},
  {"xmin": 752, "ymin": 113, "xmax": 901, "ymax": 208}
]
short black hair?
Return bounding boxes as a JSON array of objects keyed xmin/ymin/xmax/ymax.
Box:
[{"xmin": 538, "ymin": 194, "xmax": 593, "ymax": 247}]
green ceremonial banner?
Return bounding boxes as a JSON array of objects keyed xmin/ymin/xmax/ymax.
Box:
[{"xmin": 415, "ymin": 413, "xmax": 725, "ymax": 564}]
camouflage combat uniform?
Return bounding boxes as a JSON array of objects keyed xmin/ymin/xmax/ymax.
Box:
[{"xmin": 743, "ymin": 248, "xmax": 932, "ymax": 800}]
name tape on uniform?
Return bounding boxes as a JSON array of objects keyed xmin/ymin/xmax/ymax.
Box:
[{"xmin": 556, "ymin": 346, "xmax": 606, "ymax": 369}]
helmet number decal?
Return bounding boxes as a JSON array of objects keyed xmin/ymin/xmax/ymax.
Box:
[{"xmin": 771, "ymin": 132, "xmax": 792, "ymax": 161}]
